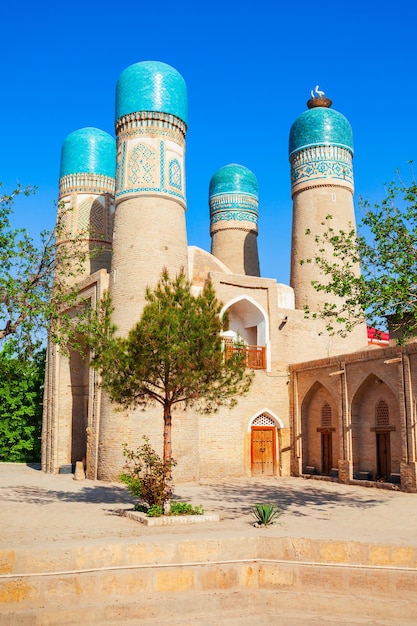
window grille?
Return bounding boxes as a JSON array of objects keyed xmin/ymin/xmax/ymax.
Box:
[
  {"xmin": 376, "ymin": 399, "xmax": 389, "ymax": 426},
  {"xmin": 321, "ymin": 402, "xmax": 332, "ymax": 427},
  {"xmin": 253, "ymin": 414, "xmax": 275, "ymax": 427}
]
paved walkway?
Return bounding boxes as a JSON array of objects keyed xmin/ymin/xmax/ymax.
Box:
[{"xmin": 1, "ymin": 463, "xmax": 417, "ymax": 551}]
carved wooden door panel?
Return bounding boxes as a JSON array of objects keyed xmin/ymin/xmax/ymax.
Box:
[{"xmin": 251, "ymin": 427, "xmax": 275, "ymax": 475}]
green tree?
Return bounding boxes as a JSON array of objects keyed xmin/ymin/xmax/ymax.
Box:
[
  {"xmin": 0, "ymin": 342, "xmax": 45, "ymax": 462},
  {"xmin": 90, "ymin": 269, "xmax": 253, "ymax": 464},
  {"xmin": 0, "ymin": 184, "xmax": 92, "ymax": 355},
  {"xmin": 303, "ymin": 171, "xmax": 417, "ymax": 343}
]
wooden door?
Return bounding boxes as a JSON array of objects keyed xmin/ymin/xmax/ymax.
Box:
[
  {"xmin": 377, "ymin": 433, "xmax": 391, "ymax": 478},
  {"xmin": 251, "ymin": 427, "xmax": 275, "ymax": 475},
  {"xmin": 321, "ymin": 432, "xmax": 332, "ymax": 475}
]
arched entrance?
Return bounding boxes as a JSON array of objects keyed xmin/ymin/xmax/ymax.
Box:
[
  {"xmin": 249, "ymin": 412, "xmax": 281, "ymax": 476},
  {"xmin": 351, "ymin": 375, "xmax": 400, "ymax": 481},
  {"xmin": 221, "ymin": 296, "xmax": 270, "ymax": 371},
  {"xmin": 300, "ymin": 382, "xmax": 338, "ymax": 475}
]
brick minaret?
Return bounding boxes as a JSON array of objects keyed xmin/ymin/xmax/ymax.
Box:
[
  {"xmin": 57, "ymin": 128, "xmax": 116, "ymax": 284},
  {"xmin": 97, "ymin": 61, "xmax": 188, "ymax": 479},
  {"xmin": 209, "ymin": 164, "xmax": 260, "ymax": 276},
  {"xmin": 109, "ymin": 60, "xmax": 188, "ymax": 333},
  {"xmin": 42, "ymin": 128, "xmax": 115, "ymax": 475},
  {"xmin": 289, "ymin": 95, "xmax": 358, "ymax": 311}
]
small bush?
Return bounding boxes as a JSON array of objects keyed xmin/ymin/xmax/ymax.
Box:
[
  {"xmin": 252, "ymin": 503, "xmax": 282, "ymax": 527},
  {"xmin": 147, "ymin": 504, "xmax": 163, "ymax": 517},
  {"xmin": 120, "ymin": 436, "xmax": 176, "ymax": 510},
  {"xmin": 170, "ymin": 502, "xmax": 204, "ymax": 516}
]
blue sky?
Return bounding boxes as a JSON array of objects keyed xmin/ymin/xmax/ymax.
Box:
[{"xmin": 2, "ymin": 0, "xmax": 416, "ymax": 284}]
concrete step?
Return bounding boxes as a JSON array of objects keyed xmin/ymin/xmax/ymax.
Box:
[
  {"xmin": 2, "ymin": 588, "xmax": 417, "ymax": 625},
  {"xmin": 1, "ymin": 560, "xmax": 417, "ymax": 623},
  {"xmin": 3, "ymin": 535, "xmax": 417, "ymax": 576}
]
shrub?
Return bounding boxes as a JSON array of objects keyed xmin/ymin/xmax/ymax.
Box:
[
  {"xmin": 120, "ymin": 436, "xmax": 176, "ymax": 510},
  {"xmin": 170, "ymin": 502, "xmax": 204, "ymax": 516},
  {"xmin": 252, "ymin": 503, "xmax": 282, "ymax": 526},
  {"xmin": 147, "ymin": 504, "xmax": 163, "ymax": 517}
]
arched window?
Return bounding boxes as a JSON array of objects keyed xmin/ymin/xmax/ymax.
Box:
[
  {"xmin": 321, "ymin": 402, "xmax": 332, "ymax": 428},
  {"xmin": 376, "ymin": 399, "xmax": 389, "ymax": 427},
  {"xmin": 252, "ymin": 414, "xmax": 275, "ymax": 427},
  {"xmin": 168, "ymin": 159, "xmax": 182, "ymax": 189}
]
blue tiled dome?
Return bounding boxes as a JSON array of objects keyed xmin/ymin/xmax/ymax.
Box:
[
  {"xmin": 116, "ymin": 61, "xmax": 187, "ymax": 124},
  {"xmin": 209, "ymin": 164, "xmax": 258, "ymax": 199},
  {"xmin": 289, "ymin": 107, "xmax": 353, "ymax": 156},
  {"xmin": 60, "ymin": 128, "xmax": 116, "ymax": 178}
]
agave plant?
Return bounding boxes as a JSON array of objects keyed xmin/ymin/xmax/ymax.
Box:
[{"xmin": 252, "ymin": 503, "xmax": 282, "ymax": 527}]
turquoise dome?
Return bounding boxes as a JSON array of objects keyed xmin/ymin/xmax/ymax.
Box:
[
  {"xmin": 289, "ymin": 107, "xmax": 353, "ymax": 156},
  {"xmin": 116, "ymin": 61, "xmax": 187, "ymax": 124},
  {"xmin": 60, "ymin": 128, "xmax": 116, "ymax": 178},
  {"xmin": 209, "ymin": 164, "xmax": 258, "ymax": 199}
]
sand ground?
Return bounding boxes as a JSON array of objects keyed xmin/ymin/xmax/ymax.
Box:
[
  {"xmin": 2, "ymin": 464, "xmax": 417, "ymax": 625},
  {"xmin": 1, "ymin": 463, "xmax": 417, "ymax": 550}
]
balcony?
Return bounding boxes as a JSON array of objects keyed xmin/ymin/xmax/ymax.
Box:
[{"xmin": 224, "ymin": 344, "xmax": 266, "ymax": 370}]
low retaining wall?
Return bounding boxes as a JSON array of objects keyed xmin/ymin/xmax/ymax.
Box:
[
  {"xmin": 2, "ymin": 536, "xmax": 417, "ymax": 577},
  {"xmin": 2, "ymin": 536, "xmax": 417, "ymax": 623}
]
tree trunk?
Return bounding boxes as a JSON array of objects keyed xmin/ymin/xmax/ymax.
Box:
[{"xmin": 163, "ymin": 404, "xmax": 172, "ymax": 466}]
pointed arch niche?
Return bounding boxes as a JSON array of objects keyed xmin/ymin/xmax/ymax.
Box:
[
  {"xmin": 220, "ymin": 296, "xmax": 270, "ymax": 371},
  {"xmin": 351, "ymin": 374, "xmax": 400, "ymax": 480},
  {"xmin": 300, "ymin": 381, "xmax": 339, "ymax": 475},
  {"xmin": 248, "ymin": 409, "xmax": 282, "ymax": 476}
]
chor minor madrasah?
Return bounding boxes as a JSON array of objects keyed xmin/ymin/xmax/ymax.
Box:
[{"xmin": 42, "ymin": 61, "xmax": 417, "ymax": 492}]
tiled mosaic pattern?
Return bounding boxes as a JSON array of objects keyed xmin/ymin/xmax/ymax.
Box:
[
  {"xmin": 209, "ymin": 193, "xmax": 258, "ymax": 225},
  {"xmin": 209, "ymin": 164, "xmax": 258, "ymax": 199},
  {"xmin": 60, "ymin": 128, "xmax": 116, "ymax": 178},
  {"xmin": 127, "ymin": 144, "xmax": 156, "ymax": 186},
  {"xmin": 116, "ymin": 61, "xmax": 187, "ymax": 124},
  {"xmin": 289, "ymin": 107, "xmax": 353, "ymax": 156},
  {"xmin": 290, "ymin": 145, "xmax": 353, "ymax": 187},
  {"xmin": 117, "ymin": 136, "xmax": 185, "ymax": 202}
]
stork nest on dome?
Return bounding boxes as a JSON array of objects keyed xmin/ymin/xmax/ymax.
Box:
[
  {"xmin": 307, "ymin": 86, "xmax": 332, "ymax": 108},
  {"xmin": 307, "ymin": 95, "xmax": 332, "ymax": 108}
]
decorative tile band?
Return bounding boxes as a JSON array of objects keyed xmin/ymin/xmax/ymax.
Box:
[
  {"xmin": 290, "ymin": 145, "xmax": 353, "ymax": 188},
  {"xmin": 116, "ymin": 110, "xmax": 187, "ymax": 141},
  {"xmin": 116, "ymin": 186, "xmax": 185, "ymax": 201},
  {"xmin": 210, "ymin": 193, "xmax": 258, "ymax": 211},
  {"xmin": 210, "ymin": 210, "xmax": 258, "ymax": 224},
  {"xmin": 209, "ymin": 193, "xmax": 258, "ymax": 227},
  {"xmin": 59, "ymin": 173, "xmax": 115, "ymax": 196}
]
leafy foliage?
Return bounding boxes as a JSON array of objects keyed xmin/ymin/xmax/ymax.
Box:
[
  {"xmin": 0, "ymin": 183, "xmax": 95, "ymax": 355},
  {"xmin": 0, "ymin": 342, "xmax": 45, "ymax": 462},
  {"xmin": 90, "ymin": 269, "xmax": 253, "ymax": 464},
  {"xmin": 303, "ymin": 170, "xmax": 417, "ymax": 343},
  {"xmin": 252, "ymin": 503, "xmax": 282, "ymax": 526},
  {"xmin": 170, "ymin": 501, "xmax": 204, "ymax": 516},
  {"xmin": 120, "ymin": 436, "xmax": 176, "ymax": 509},
  {"xmin": 147, "ymin": 504, "xmax": 164, "ymax": 517}
]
